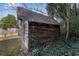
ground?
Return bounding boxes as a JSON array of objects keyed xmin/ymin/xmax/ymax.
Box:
[
  {"xmin": 29, "ymin": 36, "xmax": 79, "ymax": 56},
  {"xmin": 0, "ymin": 38, "xmax": 20, "ymax": 56}
]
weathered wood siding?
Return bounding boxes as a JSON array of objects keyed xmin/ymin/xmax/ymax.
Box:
[
  {"xmin": 29, "ymin": 22, "xmax": 60, "ymax": 43},
  {"xmin": 24, "ymin": 21, "xmax": 29, "ymax": 50},
  {"xmin": 19, "ymin": 20, "xmax": 29, "ymax": 55},
  {"xmin": 17, "ymin": 7, "xmax": 60, "ymax": 55}
]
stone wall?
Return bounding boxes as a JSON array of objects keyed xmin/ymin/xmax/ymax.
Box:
[{"xmin": 0, "ymin": 28, "xmax": 18, "ymax": 35}]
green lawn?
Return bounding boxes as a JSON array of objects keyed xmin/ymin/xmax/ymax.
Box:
[{"xmin": 0, "ymin": 38, "xmax": 20, "ymax": 56}]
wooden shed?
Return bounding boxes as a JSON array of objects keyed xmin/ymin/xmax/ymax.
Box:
[{"xmin": 17, "ymin": 7, "xmax": 60, "ymax": 55}]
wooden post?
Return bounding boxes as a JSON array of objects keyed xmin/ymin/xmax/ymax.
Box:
[
  {"xmin": 19, "ymin": 20, "xmax": 29, "ymax": 56},
  {"xmin": 24, "ymin": 20, "xmax": 29, "ymax": 53}
]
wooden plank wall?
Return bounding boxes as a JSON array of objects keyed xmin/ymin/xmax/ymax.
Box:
[{"xmin": 29, "ymin": 22, "xmax": 60, "ymax": 43}]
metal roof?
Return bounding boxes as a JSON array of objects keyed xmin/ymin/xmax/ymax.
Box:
[{"xmin": 17, "ymin": 7, "xmax": 59, "ymax": 25}]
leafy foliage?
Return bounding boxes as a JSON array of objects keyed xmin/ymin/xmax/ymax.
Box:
[
  {"xmin": 47, "ymin": 3, "xmax": 69, "ymax": 20},
  {"xmin": 29, "ymin": 35, "xmax": 79, "ymax": 56},
  {"xmin": 0, "ymin": 14, "xmax": 18, "ymax": 30},
  {"xmin": 47, "ymin": 3, "xmax": 79, "ymax": 38}
]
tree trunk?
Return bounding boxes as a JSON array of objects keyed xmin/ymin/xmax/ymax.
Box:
[
  {"xmin": 65, "ymin": 18, "xmax": 69, "ymax": 40},
  {"xmin": 3, "ymin": 29, "xmax": 7, "ymax": 40},
  {"xmin": 65, "ymin": 4, "xmax": 70, "ymax": 40}
]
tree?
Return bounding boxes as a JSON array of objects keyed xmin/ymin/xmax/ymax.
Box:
[
  {"xmin": 0, "ymin": 14, "xmax": 18, "ymax": 38},
  {"xmin": 47, "ymin": 3, "xmax": 79, "ymax": 40},
  {"xmin": 47, "ymin": 3, "xmax": 71, "ymax": 40}
]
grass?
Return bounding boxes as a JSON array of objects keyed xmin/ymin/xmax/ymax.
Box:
[
  {"xmin": 29, "ymin": 36, "xmax": 79, "ymax": 56},
  {"xmin": 0, "ymin": 38, "xmax": 20, "ymax": 56}
]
